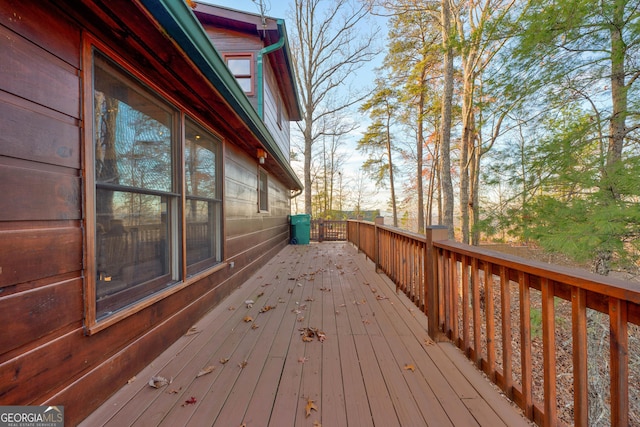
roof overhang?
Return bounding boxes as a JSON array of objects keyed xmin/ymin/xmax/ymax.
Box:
[{"xmin": 137, "ymin": 0, "xmax": 302, "ymax": 190}]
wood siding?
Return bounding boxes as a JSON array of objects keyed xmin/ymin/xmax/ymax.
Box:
[
  {"xmin": 0, "ymin": 1, "xmax": 293, "ymax": 425},
  {"xmin": 203, "ymin": 25, "xmax": 292, "ymax": 160}
]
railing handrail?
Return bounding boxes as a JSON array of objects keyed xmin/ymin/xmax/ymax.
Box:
[{"xmin": 434, "ymin": 240, "xmax": 640, "ymax": 305}]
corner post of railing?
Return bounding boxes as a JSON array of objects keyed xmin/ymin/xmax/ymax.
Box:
[
  {"xmin": 374, "ymin": 216, "xmax": 384, "ymax": 273},
  {"xmin": 318, "ymin": 218, "xmax": 324, "ymax": 242},
  {"xmin": 426, "ymin": 225, "xmax": 448, "ymax": 341}
]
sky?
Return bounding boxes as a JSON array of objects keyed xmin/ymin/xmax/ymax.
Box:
[{"xmin": 200, "ymin": 0, "xmax": 392, "ymax": 216}]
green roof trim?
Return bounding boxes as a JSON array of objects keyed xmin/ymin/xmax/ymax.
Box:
[{"xmin": 139, "ymin": 0, "xmax": 303, "ymax": 190}]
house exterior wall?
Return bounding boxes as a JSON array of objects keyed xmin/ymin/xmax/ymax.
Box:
[
  {"xmin": 203, "ymin": 25, "xmax": 292, "ymax": 161},
  {"xmin": 0, "ymin": 1, "xmax": 295, "ymax": 424}
]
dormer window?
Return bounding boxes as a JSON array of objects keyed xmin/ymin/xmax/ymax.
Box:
[{"xmin": 224, "ymin": 53, "xmax": 254, "ymax": 95}]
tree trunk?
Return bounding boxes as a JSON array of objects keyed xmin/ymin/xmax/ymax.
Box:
[
  {"xmin": 386, "ymin": 115, "xmax": 398, "ymax": 227},
  {"xmin": 417, "ymin": 89, "xmax": 425, "ymax": 232},
  {"xmin": 440, "ymin": 0, "xmax": 455, "ymax": 239}
]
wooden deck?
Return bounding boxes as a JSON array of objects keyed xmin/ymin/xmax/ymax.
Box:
[{"xmin": 81, "ymin": 242, "xmax": 531, "ymax": 427}]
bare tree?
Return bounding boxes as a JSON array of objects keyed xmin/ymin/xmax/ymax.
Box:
[{"xmin": 290, "ymin": 0, "xmax": 380, "ymax": 215}]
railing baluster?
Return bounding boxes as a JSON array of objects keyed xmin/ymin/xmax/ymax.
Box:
[
  {"xmin": 572, "ymin": 287, "xmax": 588, "ymax": 427},
  {"xmin": 500, "ymin": 266, "xmax": 513, "ymax": 399},
  {"xmin": 462, "ymin": 255, "xmax": 471, "ymax": 356},
  {"xmin": 450, "ymin": 252, "xmax": 459, "ymax": 344},
  {"xmin": 541, "ymin": 277, "xmax": 557, "ymax": 426},
  {"xmin": 472, "ymin": 257, "xmax": 482, "ymax": 367},
  {"xmin": 609, "ymin": 297, "xmax": 629, "ymax": 427},
  {"xmin": 519, "ymin": 272, "xmax": 533, "ymax": 419},
  {"xmin": 484, "ymin": 261, "xmax": 496, "ymax": 381}
]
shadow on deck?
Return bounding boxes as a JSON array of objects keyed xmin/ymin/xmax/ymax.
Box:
[{"xmin": 81, "ymin": 242, "xmax": 531, "ymax": 427}]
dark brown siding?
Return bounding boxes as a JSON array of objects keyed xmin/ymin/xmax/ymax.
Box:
[{"xmin": 0, "ymin": 1, "xmax": 292, "ymax": 425}]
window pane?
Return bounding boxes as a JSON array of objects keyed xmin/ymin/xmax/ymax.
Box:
[
  {"xmin": 227, "ymin": 58, "xmax": 251, "ymax": 75},
  {"xmin": 236, "ymin": 78, "xmax": 252, "ymax": 93},
  {"xmin": 185, "ymin": 122, "xmax": 218, "ymax": 199},
  {"xmin": 259, "ymin": 170, "xmax": 268, "ymax": 211},
  {"xmin": 186, "ymin": 199, "xmax": 221, "ymax": 267},
  {"xmin": 94, "ymin": 53, "xmax": 173, "ymax": 192},
  {"xmin": 95, "ymin": 189, "xmax": 171, "ymax": 318}
]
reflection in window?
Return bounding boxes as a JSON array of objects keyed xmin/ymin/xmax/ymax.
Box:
[
  {"xmin": 185, "ymin": 119, "xmax": 222, "ymax": 271},
  {"xmin": 93, "ymin": 51, "xmax": 176, "ymax": 319}
]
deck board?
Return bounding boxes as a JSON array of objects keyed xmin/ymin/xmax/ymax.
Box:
[{"xmin": 81, "ymin": 242, "xmax": 531, "ymax": 427}]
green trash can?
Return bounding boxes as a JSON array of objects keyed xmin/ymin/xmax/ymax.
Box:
[{"xmin": 290, "ymin": 214, "xmax": 311, "ymax": 245}]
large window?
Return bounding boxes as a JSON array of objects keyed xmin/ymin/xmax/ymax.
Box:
[{"xmin": 91, "ymin": 50, "xmax": 222, "ymax": 323}]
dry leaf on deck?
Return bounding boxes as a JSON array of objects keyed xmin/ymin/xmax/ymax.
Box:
[
  {"xmin": 317, "ymin": 331, "xmax": 327, "ymax": 343},
  {"xmin": 243, "ymin": 315, "xmax": 253, "ymax": 322},
  {"xmin": 127, "ymin": 376, "xmax": 136, "ymax": 384},
  {"xmin": 220, "ymin": 357, "xmax": 230, "ymax": 364},
  {"xmin": 298, "ymin": 356, "xmax": 309, "ymax": 364},
  {"xmin": 148, "ymin": 375, "xmax": 171, "ymax": 388},
  {"xmin": 403, "ymin": 364, "xmax": 416, "ymax": 372},
  {"xmin": 185, "ymin": 327, "xmax": 200, "ymax": 336},
  {"xmin": 228, "ymin": 306, "xmax": 236, "ymax": 311},
  {"xmin": 196, "ymin": 365, "xmax": 216, "ymax": 377},
  {"xmin": 259, "ymin": 305, "xmax": 275, "ymax": 313},
  {"xmin": 245, "ymin": 300, "xmax": 254, "ymax": 308},
  {"xmin": 305, "ymin": 297, "xmax": 315, "ymax": 302},
  {"xmin": 182, "ymin": 396, "xmax": 197, "ymax": 406},
  {"xmin": 305, "ymin": 398, "xmax": 318, "ymax": 417},
  {"xmin": 313, "ymin": 421, "xmax": 322, "ymax": 427},
  {"xmin": 376, "ymin": 295, "xmax": 389, "ymax": 300},
  {"xmin": 251, "ymin": 323, "xmax": 260, "ymax": 330},
  {"xmin": 238, "ymin": 360, "xmax": 248, "ymax": 368}
]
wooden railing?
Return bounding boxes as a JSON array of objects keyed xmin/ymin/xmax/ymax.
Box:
[
  {"xmin": 310, "ymin": 219, "xmax": 348, "ymax": 241},
  {"xmin": 346, "ymin": 221, "xmax": 640, "ymax": 427}
]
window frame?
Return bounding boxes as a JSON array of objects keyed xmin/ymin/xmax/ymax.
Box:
[
  {"xmin": 258, "ymin": 167, "xmax": 269, "ymax": 213},
  {"xmin": 223, "ymin": 53, "xmax": 255, "ymax": 96},
  {"xmin": 83, "ymin": 36, "xmax": 226, "ymax": 334}
]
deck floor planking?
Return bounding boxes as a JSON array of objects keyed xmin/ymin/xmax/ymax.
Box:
[{"xmin": 81, "ymin": 242, "xmax": 531, "ymax": 427}]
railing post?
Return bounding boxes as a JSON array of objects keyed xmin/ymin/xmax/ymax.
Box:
[
  {"xmin": 318, "ymin": 218, "xmax": 324, "ymax": 242},
  {"xmin": 374, "ymin": 216, "xmax": 384, "ymax": 273},
  {"xmin": 356, "ymin": 215, "xmax": 363, "ymax": 252},
  {"xmin": 426, "ymin": 225, "xmax": 448, "ymax": 341}
]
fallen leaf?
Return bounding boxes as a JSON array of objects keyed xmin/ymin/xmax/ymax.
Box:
[
  {"xmin": 127, "ymin": 376, "xmax": 136, "ymax": 384},
  {"xmin": 196, "ymin": 365, "xmax": 216, "ymax": 377},
  {"xmin": 182, "ymin": 396, "xmax": 197, "ymax": 406},
  {"xmin": 257, "ymin": 291, "xmax": 265, "ymax": 298},
  {"xmin": 305, "ymin": 297, "xmax": 315, "ymax": 302},
  {"xmin": 297, "ymin": 317, "xmax": 305, "ymax": 322},
  {"xmin": 317, "ymin": 331, "xmax": 326, "ymax": 343},
  {"xmin": 251, "ymin": 323, "xmax": 260, "ymax": 329},
  {"xmin": 288, "ymin": 288, "xmax": 294, "ymax": 293},
  {"xmin": 245, "ymin": 300, "xmax": 254, "ymax": 308},
  {"xmin": 220, "ymin": 357, "xmax": 230, "ymax": 364},
  {"xmin": 305, "ymin": 398, "xmax": 318, "ymax": 417},
  {"xmin": 313, "ymin": 421, "xmax": 322, "ymax": 427},
  {"xmin": 302, "ymin": 335, "xmax": 314, "ymax": 342},
  {"xmin": 423, "ymin": 338, "xmax": 434, "ymax": 346},
  {"xmin": 228, "ymin": 306, "xmax": 236, "ymax": 311},
  {"xmin": 320, "ymin": 287, "xmax": 331, "ymax": 292},
  {"xmin": 376, "ymin": 295, "xmax": 389, "ymax": 300},
  {"xmin": 371, "ymin": 288, "xmax": 377, "ymax": 293},
  {"xmin": 167, "ymin": 387, "xmax": 182, "ymax": 394},
  {"xmin": 243, "ymin": 315, "xmax": 254, "ymax": 322},
  {"xmin": 404, "ymin": 364, "xmax": 416, "ymax": 372},
  {"xmin": 238, "ymin": 360, "xmax": 248, "ymax": 368},
  {"xmin": 362, "ymin": 319, "xmax": 371, "ymax": 325},
  {"xmin": 185, "ymin": 327, "xmax": 200, "ymax": 336},
  {"xmin": 260, "ymin": 305, "xmax": 275, "ymax": 313},
  {"xmin": 148, "ymin": 375, "xmax": 171, "ymax": 388},
  {"xmin": 298, "ymin": 356, "xmax": 309, "ymax": 364}
]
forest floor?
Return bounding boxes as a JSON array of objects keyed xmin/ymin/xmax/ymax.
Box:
[{"xmin": 481, "ymin": 242, "xmax": 640, "ymax": 426}]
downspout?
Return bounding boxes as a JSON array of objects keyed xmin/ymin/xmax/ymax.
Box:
[{"xmin": 257, "ymin": 19, "xmax": 285, "ymax": 119}]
